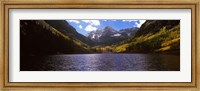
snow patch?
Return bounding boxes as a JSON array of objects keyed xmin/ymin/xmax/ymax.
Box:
[
  {"xmin": 92, "ymin": 34, "xmax": 95, "ymax": 39},
  {"xmin": 111, "ymin": 33, "xmax": 121, "ymax": 37},
  {"xmin": 127, "ymin": 33, "xmax": 131, "ymax": 36}
]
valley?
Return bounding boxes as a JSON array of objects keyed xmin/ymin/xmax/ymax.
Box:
[
  {"xmin": 20, "ymin": 20, "xmax": 180, "ymax": 55},
  {"xmin": 20, "ymin": 20, "xmax": 180, "ymax": 71}
]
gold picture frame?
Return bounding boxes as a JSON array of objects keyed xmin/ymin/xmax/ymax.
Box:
[{"xmin": 0, "ymin": 0, "xmax": 199, "ymax": 91}]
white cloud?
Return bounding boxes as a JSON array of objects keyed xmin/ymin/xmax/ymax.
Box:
[
  {"xmin": 136, "ymin": 20, "xmax": 146, "ymax": 27},
  {"xmin": 68, "ymin": 20, "xmax": 80, "ymax": 24},
  {"xmin": 85, "ymin": 25, "xmax": 97, "ymax": 32},
  {"xmin": 82, "ymin": 20, "xmax": 100, "ymax": 26},
  {"xmin": 78, "ymin": 25, "xmax": 82, "ymax": 29},
  {"xmin": 122, "ymin": 20, "xmax": 146, "ymax": 28}
]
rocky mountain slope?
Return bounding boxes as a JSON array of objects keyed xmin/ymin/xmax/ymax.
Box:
[{"xmin": 87, "ymin": 26, "xmax": 139, "ymax": 46}]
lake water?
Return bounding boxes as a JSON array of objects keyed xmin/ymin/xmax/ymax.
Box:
[{"xmin": 20, "ymin": 54, "xmax": 180, "ymax": 71}]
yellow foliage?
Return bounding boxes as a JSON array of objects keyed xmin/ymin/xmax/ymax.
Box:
[
  {"xmin": 156, "ymin": 46, "xmax": 171, "ymax": 52},
  {"xmin": 114, "ymin": 44, "xmax": 129, "ymax": 52},
  {"xmin": 162, "ymin": 38, "xmax": 180, "ymax": 47},
  {"xmin": 39, "ymin": 21, "xmax": 90, "ymax": 50}
]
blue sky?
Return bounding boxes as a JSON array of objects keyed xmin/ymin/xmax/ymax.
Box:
[{"xmin": 66, "ymin": 20, "xmax": 146, "ymax": 36}]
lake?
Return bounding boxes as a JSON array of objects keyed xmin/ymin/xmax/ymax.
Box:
[{"xmin": 20, "ymin": 54, "xmax": 180, "ymax": 71}]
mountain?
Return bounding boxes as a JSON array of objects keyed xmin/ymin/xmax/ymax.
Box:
[
  {"xmin": 20, "ymin": 20, "xmax": 180, "ymax": 55},
  {"xmin": 88, "ymin": 26, "xmax": 139, "ymax": 46},
  {"xmin": 45, "ymin": 20, "xmax": 95, "ymax": 46},
  {"xmin": 101, "ymin": 26, "xmax": 118, "ymax": 37},
  {"xmin": 88, "ymin": 29, "xmax": 104, "ymax": 41},
  {"xmin": 119, "ymin": 27, "xmax": 139, "ymax": 37},
  {"xmin": 135, "ymin": 20, "xmax": 180, "ymax": 37},
  {"xmin": 20, "ymin": 20, "xmax": 93, "ymax": 56},
  {"xmin": 113, "ymin": 20, "xmax": 180, "ymax": 54}
]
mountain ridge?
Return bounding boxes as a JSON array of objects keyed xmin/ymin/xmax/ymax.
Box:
[
  {"xmin": 87, "ymin": 26, "xmax": 139, "ymax": 46},
  {"xmin": 45, "ymin": 20, "xmax": 95, "ymax": 46}
]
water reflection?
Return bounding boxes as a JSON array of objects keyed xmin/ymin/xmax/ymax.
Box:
[{"xmin": 20, "ymin": 54, "xmax": 180, "ymax": 71}]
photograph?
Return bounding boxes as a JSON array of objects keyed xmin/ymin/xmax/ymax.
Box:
[
  {"xmin": 20, "ymin": 20, "xmax": 180, "ymax": 71},
  {"xmin": 1, "ymin": 0, "xmax": 199, "ymax": 90}
]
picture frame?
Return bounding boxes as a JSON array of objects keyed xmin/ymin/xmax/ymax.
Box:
[{"xmin": 0, "ymin": 0, "xmax": 199, "ymax": 91}]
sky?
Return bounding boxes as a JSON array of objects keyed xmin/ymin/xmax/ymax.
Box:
[{"xmin": 66, "ymin": 20, "xmax": 146, "ymax": 36}]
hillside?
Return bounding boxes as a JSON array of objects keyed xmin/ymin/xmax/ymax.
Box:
[
  {"xmin": 45, "ymin": 20, "xmax": 95, "ymax": 46},
  {"xmin": 135, "ymin": 20, "xmax": 180, "ymax": 36},
  {"xmin": 112, "ymin": 20, "xmax": 180, "ymax": 54},
  {"xmin": 20, "ymin": 20, "xmax": 93, "ymax": 56}
]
